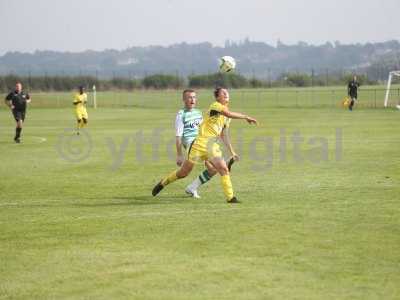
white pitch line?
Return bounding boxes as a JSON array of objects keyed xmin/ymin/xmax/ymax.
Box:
[
  {"xmin": 32, "ymin": 136, "xmax": 47, "ymax": 143},
  {"xmin": 75, "ymin": 207, "xmax": 248, "ymax": 220},
  {"xmin": 0, "ymin": 203, "xmax": 19, "ymax": 206},
  {"xmin": 0, "ymin": 205, "xmax": 263, "ymax": 225}
]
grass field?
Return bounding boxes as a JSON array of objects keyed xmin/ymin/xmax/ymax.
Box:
[
  {"xmin": 0, "ymin": 90, "xmax": 399, "ymax": 299},
  {"xmin": 24, "ymin": 85, "xmax": 400, "ymax": 109}
]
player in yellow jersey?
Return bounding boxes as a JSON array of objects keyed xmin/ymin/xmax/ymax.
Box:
[
  {"xmin": 73, "ymin": 86, "xmax": 88, "ymax": 134},
  {"xmin": 152, "ymin": 87, "xmax": 258, "ymax": 203}
]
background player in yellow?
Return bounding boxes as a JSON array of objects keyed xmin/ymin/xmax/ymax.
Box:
[
  {"xmin": 152, "ymin": 87, "xmax": 258, "ymax": 203},
  {"xmin": 73, "ymin": 86, "xmax": 88, "ymax": 134}
]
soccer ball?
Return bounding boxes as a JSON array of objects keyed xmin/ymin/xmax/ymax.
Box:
[{"xmin": 219, "ymin": 56, "xmax": 236, "ymax": 73}]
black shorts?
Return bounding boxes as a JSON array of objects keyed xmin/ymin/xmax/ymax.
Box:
[{"xmin": 12, "ymin": 110, "xmax": 26, "ymax": 122}]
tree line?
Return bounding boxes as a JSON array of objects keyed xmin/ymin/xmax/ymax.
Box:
[
  {"xmin": 0, "ymin": 72, "xmax": 378, "ymax": 93},
  {"xmin": 1, "ymin": 39, "xmax": 399, "ymax": 80}
]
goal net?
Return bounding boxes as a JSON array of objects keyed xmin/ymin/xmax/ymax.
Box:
[{"xmin": 384, "ymin": 71, "xmax": 400, "ymax": 107}]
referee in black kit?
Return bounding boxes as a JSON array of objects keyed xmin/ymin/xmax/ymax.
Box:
[
  {"xmin": 5, "ymin": 81, "xmax": 31, "ymax": 143},
  {"xmin": 347, "ymin": 75, "xmax": 360, "ymax": 111}
]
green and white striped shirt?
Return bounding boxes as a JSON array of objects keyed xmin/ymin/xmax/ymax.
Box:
[{"xmin": 175, "ymin": 108, "xmax": 203, "ymax": 148}]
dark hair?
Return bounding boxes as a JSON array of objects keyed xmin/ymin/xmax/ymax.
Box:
[
  {"xmin": 15, "ymin": 81, "xmax": 22, "ymax": 85},
  {"xmin": 79, "ymin": 85, "xmax": 85, "ymax": 93},
  {"xmin": 182, "ymin": 89, "xmax": 195, "ymax": 98},
  {"xmin": 214, "ymin": 87, "xmax": 225, "ymax": 99}
]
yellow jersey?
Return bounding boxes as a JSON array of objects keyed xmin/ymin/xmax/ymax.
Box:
[
  {"xmin": 197, "ymin": 101, "xmax": 230, "ymax": 138},
  {"xmin": 73, "ymin": 93, "xmax": 87, "ymax": 109}
]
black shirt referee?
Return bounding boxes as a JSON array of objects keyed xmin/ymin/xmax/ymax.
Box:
[
  {"xmin": 347, "ymin": 75, "xmax": 360, "ymax": 111},
  {"xmin": 4, "ymin": 82, "xmax": 31, "ymax": 143}
]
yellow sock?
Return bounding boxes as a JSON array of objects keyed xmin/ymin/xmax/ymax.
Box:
[
  {"xmin": 161, "ymin": 170, "xmax": 178, "ymax": 186},
  {"xmin": 221, "ymin": 174, "xmax": 234, "ymax": 200}
]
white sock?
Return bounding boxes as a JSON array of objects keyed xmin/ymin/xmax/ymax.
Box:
[{"xmin": 187, "ymin": 178, "xmax": 202, "ymax": 191}]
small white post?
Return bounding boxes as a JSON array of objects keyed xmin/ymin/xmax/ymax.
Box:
[
  {"xmin": 93, "ymin": 85, "xmax": 97, "ymax": 109},
  {"xmin": 384, "ymin": 72, "xmax": 392, "ymax": 108}
]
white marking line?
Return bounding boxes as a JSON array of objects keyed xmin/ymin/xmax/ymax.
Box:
[
  {"xmin": 76, "ymin": 206, "xmax": 250, "ymax": 220},
  {"xmin": 0, "ymin": 203, "xmax": 19, "ymax": 206},
  {"xmin": 0, "ymin": 206, "xmax": 254, "ymax": 224},
  {"xmin": 0, "ymin": 199, "xmax": 64, "ymax": 207},
  {"xmin": 32, "ymin": 136, "xmax": 47, "ymax": 143}
]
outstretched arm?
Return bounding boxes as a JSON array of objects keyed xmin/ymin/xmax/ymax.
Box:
[{"xmin": 220, "ymin": 107, "xmax": 258, "ymax": 125}]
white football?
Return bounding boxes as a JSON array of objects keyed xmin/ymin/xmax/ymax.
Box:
[{"xmin": 219, "ymin": 56, "xmax": 236, "ymax": 73}]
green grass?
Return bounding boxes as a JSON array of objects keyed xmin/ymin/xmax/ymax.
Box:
[
  {"xmin": 26, "ymin": 84, "xmax": 400, "ymax": 109},
  {"xmin": 0, "ymin": 92, "xmax": 399, "ymax": 299}
]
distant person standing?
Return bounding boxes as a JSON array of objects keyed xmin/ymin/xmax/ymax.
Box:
[
  {"xmin": 5, "ymin": 82, "xmax": 31, "ymax": 143},
  {"xmin": 73, "ymin": 86, "xmax": 88, "ymax": 135},
  {"xmin": 347, "ymin": 75, "xmax": 360, "ymax": 111}
]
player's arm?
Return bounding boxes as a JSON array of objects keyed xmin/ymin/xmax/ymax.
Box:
[
  {"xmin": 220, "ymin": 127, "xmax": 238, "ymax": 160},
  {"xmin": 220, "ymin": 126, "xmax": 239, "ymax": 171},
  {"xmin": 26, "ymin": 93, "xmax": 31, "ymax": 103},
  {"xmin": 73, "ymin": 94, "xmax": 81, "ymax": 105},
  {"xmin": 220, "ymin": 107, "xmax": 258, "ymax": 125},
  {"xmin": 175, "ymin": 137, "xmax": 184, "ymax": 166},
  {"xmin": 4, "ymin": 93, "xmax": 14, "ymax": 109},
  {"xmin": 175, "ymin": 112, "xmax": 184, "ymax": 166}
]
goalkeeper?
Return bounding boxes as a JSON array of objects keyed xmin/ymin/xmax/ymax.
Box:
[{"xmin": 347, "ymin": 75, "xmax": 360, "ymax": 111}]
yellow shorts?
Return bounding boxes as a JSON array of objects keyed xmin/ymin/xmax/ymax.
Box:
[
  {"xmin": 75, "ymin": 107, "xmax": 88, "ymax": 120},
  {"xmin": 188, "ymin": 137, "xmax": 223, "ymax": 164}
]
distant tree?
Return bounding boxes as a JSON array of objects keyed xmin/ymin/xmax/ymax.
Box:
[
  {"xmin": 341, "ymin": 74, "xmax": 370, "ymax": 85},
  {"xmin": 142, "ymin": 74, "xmax": 184, "ymax": 89},
  {"xmin": 249, "ymin": 78, "xmax": 265, "ymax": 88},
  {"xmin": 189, "ymin": 73, "xmax": 248, "ymax": 88},
  {"xmin": 283, "ymin": 73, "xmax": 311, "ymax": 87}
]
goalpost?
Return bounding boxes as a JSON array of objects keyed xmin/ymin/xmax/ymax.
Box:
[{"xmin": 384, "ymin": 71, "xmax": 400, "ymax": 107}]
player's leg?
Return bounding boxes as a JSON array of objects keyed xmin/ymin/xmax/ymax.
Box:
[
  {"xmin": 152, "ymin": 160, "xmax": 195, "ymax": 196},
  {"xmin": 81, "ymin": 109, "xmax": 88, "ymax": 128},
  {"xmin": 76, "ymin": 109, "xmax": 83, "ymax": 134},
  {"xmin": 349, "ymin": 97, "xmax": 355, "ymax": 111},
  {"xmin": 185, "ymin": 160, "xmax": 217, "ymax": 198},
  {"xmin": 210, "ymin": 157, "xmax": 238, "ymax": 203},
  {"xmin": 13, "ymin": 110, "xmax": 24, "ymax": 143},
  {"xmin": 76, "ymin": 119, "xmax": 82, "ymax": 134}
]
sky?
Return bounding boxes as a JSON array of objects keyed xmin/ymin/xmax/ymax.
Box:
[{"xmin": 0, "ymin": 0, "xmax": 399, "ymax": 55}]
